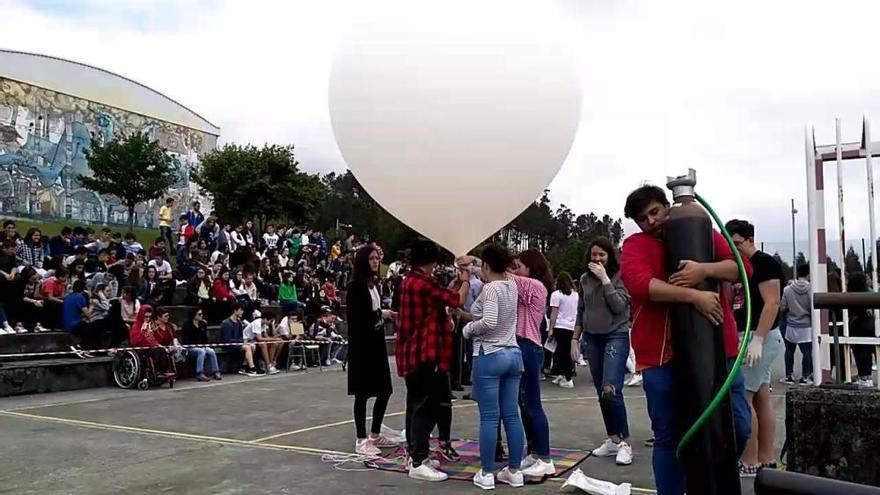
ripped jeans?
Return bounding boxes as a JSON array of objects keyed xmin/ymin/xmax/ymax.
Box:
[{"xmin": 581, "ymin": 329, "xmax": 630, "ymax": 439}]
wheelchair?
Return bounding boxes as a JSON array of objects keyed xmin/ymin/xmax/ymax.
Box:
[{"xmin": 113, "ymin": 347, "xmax": 178, "ymax": 390}]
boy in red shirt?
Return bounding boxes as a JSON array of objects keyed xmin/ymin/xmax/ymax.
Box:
[{"xmin": 619, "ymin": 185, "xmax": 751, "ymax": 495}]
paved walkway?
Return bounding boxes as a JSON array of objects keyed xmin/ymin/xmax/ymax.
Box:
[{"xmin": 0, "ymin": 361, "xmax": 788, "ymax": 494}]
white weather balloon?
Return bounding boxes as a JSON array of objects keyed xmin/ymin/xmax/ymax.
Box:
[{"xmin": 329, "ymin": 1, "xmax": 582, "ymax": 255}]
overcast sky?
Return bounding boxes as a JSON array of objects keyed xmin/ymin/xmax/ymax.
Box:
[{"xmin": 4, "ymin": 0, "xmax": 880, "ymax": 262}]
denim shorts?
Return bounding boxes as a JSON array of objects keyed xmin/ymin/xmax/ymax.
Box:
[{"xmin": 741, "ymin": 328, "xmax": 784, "ymax": 392}]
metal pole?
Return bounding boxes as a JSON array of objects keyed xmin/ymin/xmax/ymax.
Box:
[
  {"xmin": 836, "ymin": 117, "xmax": 852, "ymax": 382},
  {"xmin": 792, "ymin": 198, "xmax": 798, "ymax": 275},
  {"xmin": 864, "ymin": 116, "xmax": 880, "ymax": 340},
  {"xmin": 806, "ymin": 124, "xmax": 825, "ymax": 386}
]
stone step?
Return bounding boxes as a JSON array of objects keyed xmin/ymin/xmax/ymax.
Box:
[
  {"xmin": 0, "ymin": 356, "xmax": 113, "ymax": 397},
  {"xmin": 0, "ymin": 332, "xmax": 77, "ymax": 360}
]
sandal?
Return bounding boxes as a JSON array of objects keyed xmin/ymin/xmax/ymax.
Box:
[{"xmin": 738, "ymin": 461, "xmax": 760, "ymax": 478}]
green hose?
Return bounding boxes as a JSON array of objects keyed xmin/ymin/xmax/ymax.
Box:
[{"xmin": 674, "ymin": 193, "xmax": 752, "ymax": 461}]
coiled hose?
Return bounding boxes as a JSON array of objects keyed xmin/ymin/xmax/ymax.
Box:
[{"xmin": 675, "ymin": 193, "xmax": 753, "ymax": 460}]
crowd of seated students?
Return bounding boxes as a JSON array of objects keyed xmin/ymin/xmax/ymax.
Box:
[{"xmin": 0, "ymin": 211, "xmax": 366, "ymax": 381}]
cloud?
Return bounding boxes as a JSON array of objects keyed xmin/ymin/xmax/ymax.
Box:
[{"xmin": 4, "ymin": 0, "xmax": 880, "ymax": 263}]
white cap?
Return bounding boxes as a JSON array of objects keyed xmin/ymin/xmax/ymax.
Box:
[{"xmin": 252, "ymin": 310, "xmax": 261, "ymax": 319}]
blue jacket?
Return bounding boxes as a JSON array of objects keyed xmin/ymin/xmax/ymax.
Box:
[{"xmin": 220, "ymin": 317, "xmax": 243, "ymax": 343}]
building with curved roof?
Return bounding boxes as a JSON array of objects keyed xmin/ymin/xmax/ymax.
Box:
[{"xmin": 0, "ymin": 49, "xmax": 219, "ymax": 225}]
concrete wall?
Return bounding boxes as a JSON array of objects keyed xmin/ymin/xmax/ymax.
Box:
[{"xmin": 0, "ymin": 53, "xmax": 219, "ymax": 225}]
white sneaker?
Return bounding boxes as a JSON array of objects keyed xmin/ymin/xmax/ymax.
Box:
[
  {"xmin": 592, "ymin": 439, "xmax": 621, "ymax": 457},
  {"xmin": 370, "ymin": 434, "xmax": 400, "ymax": 448},
  {"xmin": 625, "ymin": 374, "xmax": 643, "ymax": 387},
  {"xmin": 34, "ymin": 323, "xmax": 46, "ymax": 333},
  {"xmin": 496, "ymin": 467, "xmax": 524, "ymax": 487},
  {"xmin": 332, "ymin": 358, "xmax": 343, "ymax": 365},
  {"xmin": 267, "ymin": 365, "xmax": 280, "ymax": 375},
  {"xmin": 577, "ymin": 357, "xmax": 588, "ymax": 367},
  {"xmin": 407, "ymin": 457, "xmax": 441, "ymax": 469},
  {"xmin": 522, "ymin": 458, "xmax": 556, "ymax": 478},
  {"xmin": 15, "ymin": 323, "xmax": 27, "ymax": 334},
  {"xmin": 551, "ymin": 375, "xmax": 563, "ymax": 385},
  {"xmin": 857, "ymin": 378, "xmax": 875, "ymax": 388},
  {"xmin": 559, "ymin": 379, "xmax": 574, "ymax": 389},
  {"xmin": 409, "ymin": 462, "xmax": 448, "ymax": 482},
  {"xmin": 355, "ymin": 438, "xmax": 382, "ymax": 456},
  {"xmin": 615, "ymin": 441, "xmax": 633, "ymax": 465},
  {"xmin": 521, "ymin": 454, "xmax": 538, "ymax": 470},
  {"xmin": 473, "ymin": 470, "xmax": 495, "ymax": 490},
  {"xmin": 0, "ymin": 325, "xmax": 11, "ymax": 335}
]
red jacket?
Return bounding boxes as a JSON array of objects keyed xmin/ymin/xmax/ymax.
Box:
[
  {"xmin": 212, "ymin": 278, "xmax": 235, "ymax": 301},
  {"xmin": 620, "ymin": 230, "xmax": 752, "ymax": 370}
]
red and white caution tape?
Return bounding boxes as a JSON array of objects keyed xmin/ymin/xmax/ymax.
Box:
[{"xmin": 0, "ymin": 340, "xmax": 347, "ymax": 360}]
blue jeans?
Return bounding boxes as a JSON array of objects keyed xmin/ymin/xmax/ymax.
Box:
[
  {"xmin": 473, "ymin": 346, "xmax": 525, "ymax": 472},
  {"xmin": 517, "ymin": 338, "xmax": 550, "ymax": 457},
  {"xmin": 582, "ymin": 331, "xmax": 630, "ymax": 439},
  {"xmin": 643, "ymin": 360, "xmax": 751, "ymax": 495},
  {"xmin": 187, "ymin": 347, "xmax": 219, "ymax": 375}
]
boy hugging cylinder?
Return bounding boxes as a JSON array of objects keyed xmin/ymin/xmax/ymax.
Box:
[{"xmin": 664, "ymin": 169, "xmax": 739, "ymax": 495}]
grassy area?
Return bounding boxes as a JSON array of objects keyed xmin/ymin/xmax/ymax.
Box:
[{"xmin": 4, "ymin": 216, "xmax": 160, "ymax": 245}]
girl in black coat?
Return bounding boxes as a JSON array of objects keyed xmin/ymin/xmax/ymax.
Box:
[{"xmin": 346, "ymin": 245, "xmax": 397, "ymax": 456}]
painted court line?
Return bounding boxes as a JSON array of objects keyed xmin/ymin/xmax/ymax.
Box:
[
  {"xmin": 0, "ymin": 410, "xmax": 349, "ymax": 457},
  {"xmin": 0, "ymin": 410, "xmax": 662, "ymax": 492}
]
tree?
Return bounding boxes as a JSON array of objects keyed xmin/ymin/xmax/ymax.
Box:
[
  {"xmin": 79, "ymin": 132, "xmax": 178, "ymax": 230},
  {"xmin": 844, "ymin": 245, "xmax": 864, "ymax": 275},
  {"xmin": 772, "ymin": 252, "xmax": 793, "ymax": 282},
  {"xmin": 192, "ymin": 144, "xmax": 325, "ymax": 232},
  {"xmin": 795, "ymin": 251, "xmax": 808, "ymax": 270}
]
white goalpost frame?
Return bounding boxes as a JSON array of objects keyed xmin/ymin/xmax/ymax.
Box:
[{"xmin": 805, "ymin": 116, "xmax": 880, "ymax": 388}]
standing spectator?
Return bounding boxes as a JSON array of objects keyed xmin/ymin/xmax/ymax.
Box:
[
  {"xmin": 780, "ymin": 264, "xmax": 813, "ymax": 384},
  {"xmin": 176, "ymin": 214, "xmax": 195, "ymax": 269},
  {"xmin": 346, "ymin": 245, "xmax": 399, "ymax": 456},
  {"xmin": 287, "ymin": 228, "xmax": 303, "ymax": 260},
  {"xmin": 573, "ymin": 238, "xmax": 633, "ymax": 465},
  {"xmin": 197, "ymin": 212, "xmax": 220, "ymax": 250},
  {"xmin": 331, "ymin": 240, "xmax": 342, "ymax": 261},
  {"xmin": 509, "ymin": 249, "xmax": 555, "ymax": 477},
  {"xmin": 182, "ymin": 307, "xmax": 221, "ymax": 381},
  {"xmin": 846, "ymin": 272, "xmax": 876, "ymax": 387},
  {"xmin": 396, "ymin": 240, "xmax": 468, "ymax": 483},
  {"xmin": 548, "ymin": 272, "xmax": 580, "ymax": 389},
  {"xmin": 186, "ymin": 201, "xmax": 205, "ymax": 229},
  {"xmin": 461, "ymin": 244, "xmax": 525, "ymax": 490},
  {"xmin": 158, "ymin": 197, "xmax": 175, "ymax": 253},
  {"xmin": 726, "ymin": 219, "xmax": 784, "ymax": 476}
]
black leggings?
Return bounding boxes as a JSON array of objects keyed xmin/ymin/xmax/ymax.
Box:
[
  {"xmin": 353, "ymin": 394, "xmax": 391, "ymax": 439},
  {"xmin": 551, "ymin": 328, "xmax": 575, "ymax": 380}
]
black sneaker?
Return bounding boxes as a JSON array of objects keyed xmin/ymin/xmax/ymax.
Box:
[
  {"xmin": 437, "ymin": 442, "xmax": 461, "ymax": 462},
  {"xmin": 644, "ymin": 437, "xmax": 655, "ymax": 447},
  {"xmin": 783, "ymin": 376, "xmax": 795, "ymax": 385}
]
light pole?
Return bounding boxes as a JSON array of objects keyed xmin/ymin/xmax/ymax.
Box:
[{"xmin": 791, "ymin": 198, "xmax": 798, "ymax": 276}]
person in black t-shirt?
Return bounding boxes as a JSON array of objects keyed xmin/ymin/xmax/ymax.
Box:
[{"xmin": 726, "ymin": 219, "xmax": 785, "ymax": 476}]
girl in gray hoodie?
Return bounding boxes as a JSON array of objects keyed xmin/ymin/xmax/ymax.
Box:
[
  {"xmin": 572, "ymin": 237, "xmax": 633, "ymax": 466},
  {"xmin": 780, "ymin": 264, "xmax": 812, "ymax": 383}
]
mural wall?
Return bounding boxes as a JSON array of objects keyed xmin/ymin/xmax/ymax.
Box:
[{"xmin": 0, "ymin": 77, "xmax": 217, "ymax": 226}]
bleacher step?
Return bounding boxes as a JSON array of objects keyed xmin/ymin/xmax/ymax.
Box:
[{"xmin": 0, "ymin": 356, "xmax": 113, "ymax": 397}]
